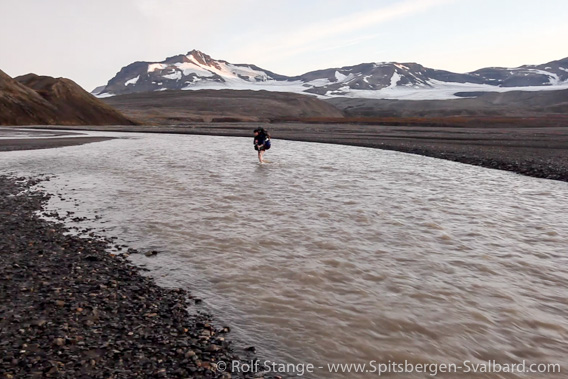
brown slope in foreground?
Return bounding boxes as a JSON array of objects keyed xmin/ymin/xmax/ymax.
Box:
[
  {"xmin": 14, "ymin": 73, "xmax": 137, "ymax": 126},
  {"xmin": 0, "ymin": 69, "xmax": 61, "ymax": 125},
  {"xmin": 102, "ymin": 89, "xmax": 344, "ymax": 124}
]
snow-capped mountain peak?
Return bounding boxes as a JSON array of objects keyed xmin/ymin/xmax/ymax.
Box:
[
  {"xmin": 96, "ymin": 50, "xmax": 287, "ymax": 97},
  {"xmin": 95, "ymin": 52, "xmax": 568, "ymax": 100}
]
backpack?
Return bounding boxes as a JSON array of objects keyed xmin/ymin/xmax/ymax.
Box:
[{"xmin": 264, "ymin": 138, "xmax": 271, "ymax": 150}]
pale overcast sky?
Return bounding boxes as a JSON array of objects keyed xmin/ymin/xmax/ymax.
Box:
[{"xmin": 1, "ymin": 0, "xmax": 567, "ymax": 91}]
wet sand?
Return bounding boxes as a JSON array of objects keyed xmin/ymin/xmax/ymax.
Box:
[{"xmin": 10, "ymin": 122, "xmax": 568, "ymax": 182}]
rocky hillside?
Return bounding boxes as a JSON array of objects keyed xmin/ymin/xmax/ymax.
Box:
[
  {"xmin": 0, "ymin": 69, "xmax": 60, "ymax": 125},
  {"xmin": 15, "ymin": 74, "xmax": 137, "ymax": 125},
  {"xmin": 0, "ymin": 70, "xmax": 136, "ymax": 126}
]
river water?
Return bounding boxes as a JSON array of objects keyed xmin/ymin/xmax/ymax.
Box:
[{"xmin": 2, "ymin": 130, "xmax": 567, "ymax": 378}]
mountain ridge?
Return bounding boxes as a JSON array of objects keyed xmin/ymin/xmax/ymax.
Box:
[{"xmin": 94, "ymin": 50, "xmax": 568, "ymax": 100}]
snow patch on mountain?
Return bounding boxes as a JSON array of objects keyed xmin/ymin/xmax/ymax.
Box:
[
  {"xmin": 175, "ymin": 62, "xmax": 214, "ymax": 77},
  {"xmin": 306, "ymin": 78, "xmax": 333, "ymax": 87},
  {"xmin": 148, "ymin": 63, "xmax": 167, "ymax": 73},
  {"xmin": 335, "ymin": 71, "xmax": 347, "ymax": 81},
  {"xmin": 125, "ymin": 76, "xmax": 139, "ymax": 86},
  {"xmin": 531, "ymin": 70, "xmax": 560, "ymax": 85},
  {"xmin": 96, "ymin": 92, "xmax": 115, "ymax": 98},
  {"xmin": 338, "ymin": 80, "xmax": 568, "ymax": 100},
  {"xmin": 388, "ymin": 72, "xmax": 401, "ymax": 88},
  {"xmin": 181, "ymin": 79, "xmax": 306, "ymax": 94},
  {"xmin": 163, "ymin": 71, "xmax": 182, "ymax": 81}
]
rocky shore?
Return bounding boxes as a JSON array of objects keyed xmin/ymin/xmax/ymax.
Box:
[{"xmin": 0, "ymin": 175, "xmax": 261, "ymax": 378}]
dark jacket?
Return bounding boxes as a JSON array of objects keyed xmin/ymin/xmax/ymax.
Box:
[{"xmin": 254, "ymin": 130, "xmax": 268, "ymax": 150}]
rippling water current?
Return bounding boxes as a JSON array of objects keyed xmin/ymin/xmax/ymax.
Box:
[{"xmin": 2, "ymin": 131, "xmax": 568, "ymax": 378}]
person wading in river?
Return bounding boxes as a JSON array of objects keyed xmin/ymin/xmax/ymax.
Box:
[{"xmin": 253, "ymin": 127, "xmax": 271, "ymax": 163}]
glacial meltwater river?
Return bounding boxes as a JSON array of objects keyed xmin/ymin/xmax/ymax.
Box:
[{"xmin": 2, "ymin": 130, "xmax": 567, "ymax": 378}]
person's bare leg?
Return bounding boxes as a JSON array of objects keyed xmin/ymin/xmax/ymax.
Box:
[{"xmin": 258, "ymin": 150, "xmax": 264, "ymax": 163}]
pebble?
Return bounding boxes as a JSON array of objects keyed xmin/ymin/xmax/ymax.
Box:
[{"xmin": 54, "ymin": 338, "xmax": 65, "ymax": 346}]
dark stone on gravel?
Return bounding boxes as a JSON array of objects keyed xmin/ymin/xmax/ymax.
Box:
[{"xmin": 0, "ymin": 175, "xmax": 272, "ymax": 378}]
